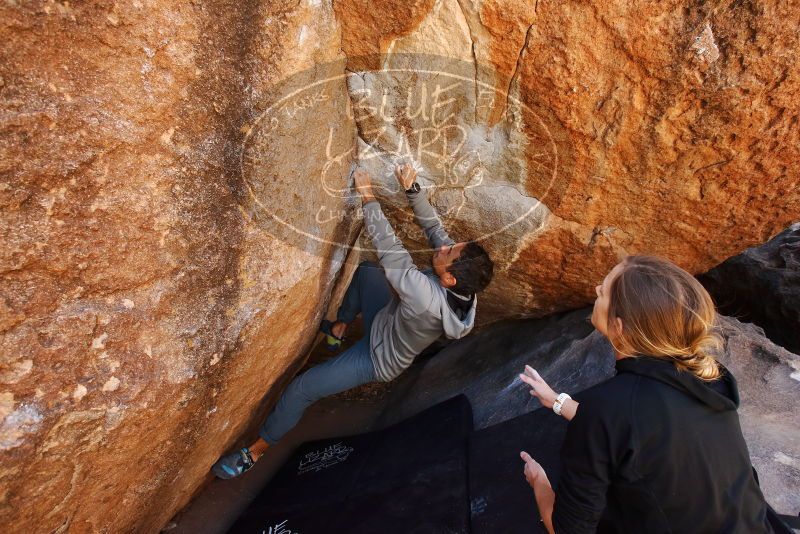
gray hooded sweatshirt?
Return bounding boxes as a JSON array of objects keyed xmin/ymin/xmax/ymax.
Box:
[{"xmin": 361, "ymin": 189, "xmax": 476, "ymax": 382}]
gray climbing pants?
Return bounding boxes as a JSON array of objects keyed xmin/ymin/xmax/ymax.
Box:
[{"xmin": 259, "ymin": 261, "xmax": 392, "ymax": 444}]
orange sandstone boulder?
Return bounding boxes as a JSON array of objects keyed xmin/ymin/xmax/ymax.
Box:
[
  {"xmin": 1, "ymin": 1, "xmax": 357, "ymax": 531},
  {"xmin": 1, "ymin": 0, "xmax": 798, "ymax": 531},
  {"xmin": 337, "ymin": 0, "xmax": 798, "ymax": 320}
]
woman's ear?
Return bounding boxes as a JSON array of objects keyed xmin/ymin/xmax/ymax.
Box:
[
  {"xmin": 608, "ymin": 316, "xmax": 630, "ymax": 358},
  {"xmin": 605, "ymin": 314, "xmax": 623, "ymax": 339},
  {"xmin": 610, "ymin": 317, "xmax": 627, "ymax": 350},
  {"xmin": 614, "ymin": 317, "xmax": 624, "ymax": 335}
]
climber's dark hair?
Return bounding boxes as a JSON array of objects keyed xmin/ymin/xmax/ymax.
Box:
[{"xmin": 448, "ymin": 242, "xmax": 493, "ymax": 296}]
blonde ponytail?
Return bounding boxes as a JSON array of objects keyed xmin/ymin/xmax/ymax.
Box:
[
  {"xmin": 607, "ymin": 256, "xmax": 723, "ymax": 381},
  {"xmin": 682, "ymin": 332, "xmax": 723, "ymax": 380}
]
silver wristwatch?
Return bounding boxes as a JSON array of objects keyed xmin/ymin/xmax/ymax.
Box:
[
  {"xmin": 405, "ymin": 181, "xmax": 421, "ymax": 194},
  {"xmin": 552, "ymin": 392, "xmax": 571, "ymax": 416}
]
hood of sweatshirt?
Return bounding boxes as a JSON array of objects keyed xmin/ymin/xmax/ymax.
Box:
[
  {"xmin": 615, "ymin": 355, "xmax": 739, "ymax": 411},
  {"xmin": 439, "ymin": 289, "xmax": 476, "ymax": 340},
  {"xmin": 421, "ymin": 268, "xmax": 476, "ymax": 340}
]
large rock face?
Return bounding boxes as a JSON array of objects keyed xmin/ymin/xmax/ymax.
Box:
[
  {"xmin": 0, "ymin": 1, "xmax": 358, "ymax": 532},
  {"xmin": 1, "ymin": 0, "xmax": 798, "ymax": 531},
  {"xmin": 335, "ymin": 0, "xmax": 799, "ymax": 319}
]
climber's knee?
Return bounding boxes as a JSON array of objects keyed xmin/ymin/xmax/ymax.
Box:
[
  {"xmin": 283, "ymin": 374, "xmax": 317, "ymax": 406},
  {"xmin": 358, "ymin": 261, "xmax": 384, "ymax": 280},
  {"xmin": 355, "ymin": 261, "xmax": 382, "ymax": 287},
  {"xmin": 358, "ymin": 260, "xmax": 380, "ymax": 271}
]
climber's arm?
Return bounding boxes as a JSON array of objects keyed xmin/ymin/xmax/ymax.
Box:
[
  {"xmin": 395, "ymin": 164, "xmax": 455, "ymax": 250},
  {"xmin": 355, "ymin": 169, "xmax": 436, "ymax": 314}
]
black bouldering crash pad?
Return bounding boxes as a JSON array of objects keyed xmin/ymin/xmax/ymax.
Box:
[
  {"xmin": 229, "ymin": 394, "xmax": 473, "ymax": 533},
  {"xmin": 229, "ymin": 390, "xmax": 796, "ymax": 533},
  {"xmin": 468, "ymin": 407, "xmax": 569, "ymax": 534}
]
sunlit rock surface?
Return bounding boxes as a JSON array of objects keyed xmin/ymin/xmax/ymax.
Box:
[
  {"xmin": 1, "ymin": 0, "xmax": 798, "ymax": 531},
  {"xmin": 334, "ymin": 0, "xmax": 799, "ymax": 319},
  {"xmin": 0, "ymin": 1, "xmax": 358, "ymax": 531}
]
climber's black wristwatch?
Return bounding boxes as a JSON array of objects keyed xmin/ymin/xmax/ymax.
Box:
[{"xmin": 405, "ymin": 182, "xmax": 421, "ymax": 194}]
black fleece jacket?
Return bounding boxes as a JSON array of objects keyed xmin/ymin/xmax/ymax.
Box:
[{"xmin": 552, "ymin": 356, "xmax": 772, "ymax": 534}]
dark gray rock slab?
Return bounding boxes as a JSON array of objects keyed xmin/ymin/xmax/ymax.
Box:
[
  {"xmin": 378, "ymin": 309, "xmax": 800, "ymax": 515},
  {"xmin": 716, "ymin": 316, "xmax": 800, "ymax": 515},
  {"xmin": 375, "ymin": 308, "xmax": 617, "ymax": 430},
  {"xmin": 699, "ymin": 223, "xmax": 800, "ymax": 354}
]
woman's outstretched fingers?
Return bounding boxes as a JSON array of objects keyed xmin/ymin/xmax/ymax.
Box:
[
  {"xmin": 520, "ymin": 367, "xmax": 558, "ymax": 408},
  {"xmin": 520, "ymin": 374, "xmax": 540, "ymax": 397},
  {"xmin": 520, "ymin": 369, "xmax": 542, "ymax": 389},
  {"xmin": 521, "ymin": 451, "xmax": 545, "ymax": 488},
  {"xmin": 519, "ymin": 372, "xmax": 536, "ymax": 387},
  {"xmin": 525, "ymin": 365, "xmax": 541, "ymax": 380},
  {"xmin": 521, "ymin": 451, "xmax": 532, "ymax": 478}
]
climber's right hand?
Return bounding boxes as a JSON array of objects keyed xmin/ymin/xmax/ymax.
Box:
[{"xmin": 395, "ymin": 163, "xmax": 416, "ymax": 190}]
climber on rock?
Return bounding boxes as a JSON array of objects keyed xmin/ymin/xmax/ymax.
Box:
[{"xmin": 212, "ymin": 163, "xmax": 494, "ymax": 479}]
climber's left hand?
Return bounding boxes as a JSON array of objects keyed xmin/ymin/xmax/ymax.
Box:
[{"xmin": 354, "ymin": 168, "xmax": 376, "ymax": 203}]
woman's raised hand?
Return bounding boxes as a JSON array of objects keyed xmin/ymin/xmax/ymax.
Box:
[{"xmin": 519, "ymin": 365, "xmax": 558, "ymax": 409}]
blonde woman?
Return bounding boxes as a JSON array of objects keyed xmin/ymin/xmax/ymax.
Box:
[{"xmin": 519, "ymin": 256, "xmax": 773, "ymax": 533}]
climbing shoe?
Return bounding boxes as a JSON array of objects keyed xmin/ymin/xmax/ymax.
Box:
[
  {"xmin": 319, "ymin": 319, "xmax": 344, "ymax": 352},
  {"xmin": 212, "ymin": 447, "xmax": 255, "ymax": 479}
]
